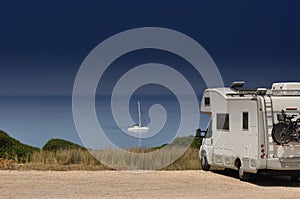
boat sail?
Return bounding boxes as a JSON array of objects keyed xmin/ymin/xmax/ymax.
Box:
[{"xmin": 127, "ymin": 101, "xmax": 149, "ymax": 133}]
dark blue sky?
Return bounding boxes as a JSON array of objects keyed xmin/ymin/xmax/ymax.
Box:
[
  {"xmin": 0, "ymin": 1, "xmax": 300, "ymax": 148},
  {"xmin": 0, "ymin": 0, "xmax": 300, "ymax": 95}
]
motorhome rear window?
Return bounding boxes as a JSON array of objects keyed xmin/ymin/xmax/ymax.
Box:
[
  {"xmin": 217, "ymin": 113, "xmax": 229, "ymax": 130},
  {"xmin": 242, "ymin": 112, "xmax": 249, "ymax": 130},
  {"xmin": 204, "ymin": 97, "xmax": 210, "ymax": 106}
]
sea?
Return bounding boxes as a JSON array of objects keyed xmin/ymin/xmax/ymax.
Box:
[{"xmin": 0, "ymin": 95, "xmax": 210, "ymax": 149}]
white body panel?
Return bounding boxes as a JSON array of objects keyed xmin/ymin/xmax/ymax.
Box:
[{"xmin": 199, "ymin": 83, "xmax": 300, "ymax": 174}]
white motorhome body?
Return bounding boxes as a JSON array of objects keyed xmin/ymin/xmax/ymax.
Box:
[{"xmin": 199, "ymin": 82, "xmax": 300, "ymax": 180}]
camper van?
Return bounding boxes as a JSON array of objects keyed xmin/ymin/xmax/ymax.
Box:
[{"xmin": 197, "ymin": 81, "xmax": 300, "ymax": 181}]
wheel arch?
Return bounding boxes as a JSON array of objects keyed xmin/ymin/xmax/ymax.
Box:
[{"xmin": 234, "ymin": 158, "xmax": 241, "ymax": 170}]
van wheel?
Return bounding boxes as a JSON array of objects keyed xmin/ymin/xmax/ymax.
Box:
[
  {"xmin": 238, "ymin": 166, "xmax": 251, "ymax": 181},
  {"xmin": 201, "ymin": 156, "xmax": 210, "ymax": 171}
]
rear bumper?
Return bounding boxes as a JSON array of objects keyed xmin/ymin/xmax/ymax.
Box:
[{"xmin": 266, "ymin": 157, "xmax": 300, "ymax": 170}]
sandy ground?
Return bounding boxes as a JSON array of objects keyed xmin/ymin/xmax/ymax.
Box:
[{"xmin": 0, "ymin": 170, "xmax": 299, "ymax": 199}]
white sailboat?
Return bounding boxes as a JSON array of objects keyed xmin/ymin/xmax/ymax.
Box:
[{"xmin": 127, "ymin": 101, "xmax": 149, "ymax": 133}]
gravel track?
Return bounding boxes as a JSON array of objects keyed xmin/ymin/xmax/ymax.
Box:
[{"xmin": 0, "ymin": 170, "xmax": 299, "ymax": 199}]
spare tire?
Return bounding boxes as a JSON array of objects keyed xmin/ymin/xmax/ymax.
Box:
[{"xmin": 272, "ymin": 123, "xmax": 292, "ymax": 144}]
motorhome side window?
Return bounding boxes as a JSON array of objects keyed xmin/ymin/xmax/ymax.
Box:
[
  {"xmin": 204, "ymin": 97, "xmax": 210, "ymax": 106},
  {"xmin": 216, "ymin": 113, "xmax": 229, "ymax": 130},
  {"xmin": 242, "ymin": 112, "xmax": 249, "ymax": 130}
]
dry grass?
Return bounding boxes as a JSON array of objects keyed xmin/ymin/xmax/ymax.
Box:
[
  {"xmin": 163, "ymin": 147, "xmax": 201, "ymax": 170},
  {"xmin": 3, "ymin": 149, "xmax": 111, "ymax": 171},
  {"xmin": 90, "ymin": 146, "xmax": 201, "ymax": 170},
  {"xmin": 0, "ymin": 158, "xmax": 14, "ymax": 169},
  {"xmin": 0, "ymin": 146, "xmax": 201, "ymax": 171}
]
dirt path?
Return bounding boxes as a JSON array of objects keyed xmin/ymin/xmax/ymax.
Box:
[{"xmin": 0, "ymin": 170, "xmax": 299, "ymax": 199}]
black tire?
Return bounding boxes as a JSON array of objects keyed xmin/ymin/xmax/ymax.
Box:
[
  {"xmin": 291, "ymin": 176, "xmax": 300, "ymax": 183},
  {"xmin": 238, "ymin": 165, "xmax": 251, "ymax": 181},
  {"xmin": 272, "ymin": 123, "xmax": 292, "ymax": 144},
  {"xmin": 200, "ymin": 155, "xmax": 210, "ymax": 171}
]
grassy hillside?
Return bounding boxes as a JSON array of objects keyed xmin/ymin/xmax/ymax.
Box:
[
  {"xmin": 169, "ymin": 135, "xmax": 202, "ymax": 149},
  {"xmin": 0, "ymin": 130, "xmax": 39, "ymax": 162},
  {"xmin": 0, "ymin": 130, "xmax": 202, "ymax": 170},
  {"xmin": 42, "ymin": 138, "xmax": 86, "ymax": 152}
]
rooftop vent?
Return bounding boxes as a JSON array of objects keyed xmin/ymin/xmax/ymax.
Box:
[{"xmin": 230, "ymin": 81, "xmax": 245, "ymax": 91}]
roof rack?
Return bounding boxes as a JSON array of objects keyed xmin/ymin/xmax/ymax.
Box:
[
  {"xmin": 227, "ymin": 91, "xmax": 257, "ymax": 97},
  {"xmin": 228, "ymin": 81, "xmax": 267, "ymax": 96}
]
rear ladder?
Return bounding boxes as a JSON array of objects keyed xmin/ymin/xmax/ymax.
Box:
[{"xmin": 263, "ymin": 95, "xmax": 275, "ymax": 158}]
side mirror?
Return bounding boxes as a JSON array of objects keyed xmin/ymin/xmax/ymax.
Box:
[{"xmin": 195, "ymin": 128, "xmax": 207, "ymax": 138}]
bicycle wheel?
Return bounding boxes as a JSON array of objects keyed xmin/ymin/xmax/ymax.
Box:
[{"xmin": 272, "ymin": 123, "xmax": 292, "ymax": 144}]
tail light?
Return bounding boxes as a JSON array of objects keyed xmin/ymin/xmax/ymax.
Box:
[{"xmin": 260, "ymin": 144, "xmax": 265, "ymax": 159}]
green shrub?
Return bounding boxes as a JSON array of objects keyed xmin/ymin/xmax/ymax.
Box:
[
  {"xmin": 43, "ymin": 139, "xmax": 85, "ymax": 152},
  {"xmin": 0, "ymin": 130, "xmax": 39, "ymax": 162},
  {"xmin": 190, "ymin": 137, "xmax": 202, "ymax": 149},
  {"xmin": 159, "ymin": 135, "xmax": 202, "ymax": 149}
]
